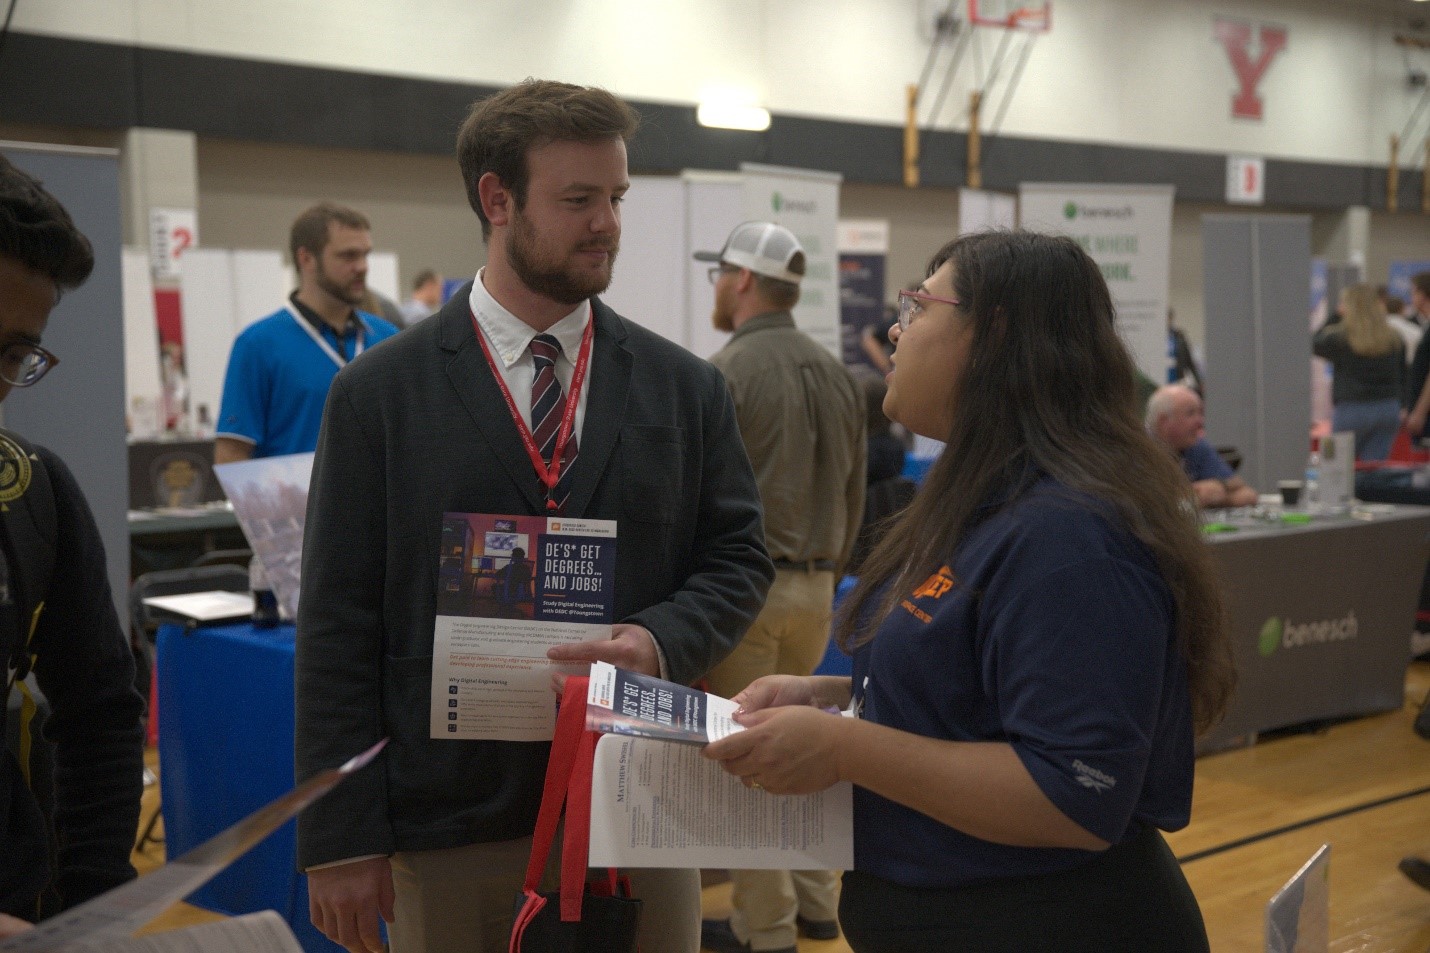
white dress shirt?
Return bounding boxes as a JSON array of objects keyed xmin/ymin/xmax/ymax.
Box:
[{"xmin": 467, "ymin": 270, "xmax": 592, "ymax": 437}]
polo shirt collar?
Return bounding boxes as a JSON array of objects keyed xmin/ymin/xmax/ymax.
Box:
[
  {"xmin": 468, "ymin": 268, "xmax": 589, "ymax": 368},
  {"xmin": 289, "ymin": 292, "xmax": 363, "ymax": 340}
]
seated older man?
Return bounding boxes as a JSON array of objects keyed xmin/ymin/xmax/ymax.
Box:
[{"xmin": 1146, "ymin": 384, "xmax": 1257, "ymax": 508}]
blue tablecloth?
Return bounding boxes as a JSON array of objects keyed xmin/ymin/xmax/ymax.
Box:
[{"xmin": 157, "ymin": 621, "xmax": 342, "ymax": 952}]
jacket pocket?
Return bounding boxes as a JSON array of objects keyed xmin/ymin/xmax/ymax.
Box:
[{"xmin": 620, "ymin": 425, "xmax": 684, "ymax": 525}]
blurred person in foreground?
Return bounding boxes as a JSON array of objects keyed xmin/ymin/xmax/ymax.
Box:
[
  {"xmin": 1312, "ymin": 283, "xmax": 1405, "ymax": 461},
  {"xmin": 1146, "ymin": 384, "xmax": 1257, "ymax": 507},
  {"xmin": 0, "ymin": 154, "xmax": 144, "ymax": 938},
  {"xmin": 704, "ymin": 230, "xmax": 1235, "ymax": 953}
]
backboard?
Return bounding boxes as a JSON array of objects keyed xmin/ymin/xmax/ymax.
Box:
[{"xmin": 968, "ymin": 0, "xmax": 1051, "ymax": 32}]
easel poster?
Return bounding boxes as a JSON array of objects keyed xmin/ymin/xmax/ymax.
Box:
[{"xmin": 430, "ymin": 513, "xmax": 616, "ymax": 741}]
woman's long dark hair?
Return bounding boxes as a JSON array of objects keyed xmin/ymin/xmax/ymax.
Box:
[{"xmin": 836, "ymin": 231, "xmax": 1235, "ymax": 735}]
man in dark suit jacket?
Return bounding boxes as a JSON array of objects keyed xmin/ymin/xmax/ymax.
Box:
[{"xmin": 295, "ymin": 80, "xmax": 773, "ymax": 953}]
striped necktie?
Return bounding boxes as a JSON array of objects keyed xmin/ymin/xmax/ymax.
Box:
[{"xmin": 529, "ymin": 333, "xmax": 579, "ymax": 508}]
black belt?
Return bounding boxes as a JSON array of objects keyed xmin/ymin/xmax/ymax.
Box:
[{"xmin": 772, "ymin": 559, "xmax": 836, "ymax": 572}]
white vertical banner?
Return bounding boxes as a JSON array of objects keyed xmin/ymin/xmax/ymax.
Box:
[
  {"xmin": 149, "ymin": 207, "xmax": 198, "ymax": 282},
  {"xmin": 740, "ymin": 163, "xmax": 842, "ymax": 356},
  {"xmin": 602, "ymin": 175, "xmax": 688, "ymax": 346},
  {"xmin": 366, "ymin": 251, "xmax": 400, "ymax": 305},
  {"xmin": 959, "ymin": 189, "xmax": 1017, "ymax": 236},
  {"xmin": 120, "ymin": 247, "xmax": 163, "ymax": 435},
  {"xmin": 179, "ymin": 248, "xmax": 240, "ymax": 431},
  {"xmin": 1018, "ymin": 184, "xmax": 1175, "ymax": 384}
]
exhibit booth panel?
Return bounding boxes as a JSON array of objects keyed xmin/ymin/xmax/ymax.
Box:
[
  {"xmin": 599, "ymin": 174, "xmax": 689, "ymax": 348},
  {"xmin": 1202, "ymin": 214, "xmax": 1312, "ymax": 493},
  {"xmin": 603, "ymin": 168, "xmax": 842, "ymax": 361}
]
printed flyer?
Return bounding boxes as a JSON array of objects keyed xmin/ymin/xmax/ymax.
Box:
[
  {"xmin": 586, "ymin": 660, "xmax": 743, "ymax": 745},
  {"xmin": 430, "ymin": 513, "xmax": 616, "ymax": 741}
]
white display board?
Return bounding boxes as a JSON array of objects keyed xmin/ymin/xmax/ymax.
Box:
[
  {"xmin": 684, "ymin": 172, "xmax": 745, "ymax": 360},
  {"xmin": 231, "ymin": 250, "xmax": 288, "ymax": 331},
  {"xmin": 120, "ymin": 247, "xmax": 163, "ymax": 434},
  {"xmin": 367, "ymin": 250, "xmax": 400, "ymax": 304},
  {"xmin": 601, "ymin": 175, "xmax": 687, "ymax": 346},
  {"xmin": 1019, "ymin": 183, "xmax": 1175, "ymax": 384},
  {"xmin": 959, "ymin": 188, "xmax": 1017, "ymax": 236},
  {"xmin": 741, "ymin": 163, "xmax": 842, "ymax": 356}
]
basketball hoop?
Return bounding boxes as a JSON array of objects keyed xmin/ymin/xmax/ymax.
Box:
[{"xmin": 968, "ymin": 0, "xmax": 1051, "ymax": 33}]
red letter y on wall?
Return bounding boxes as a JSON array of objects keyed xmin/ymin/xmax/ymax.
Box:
[{"xmin": 1213, "ymin": 18, "xmax": 1288, "ymax": 121}]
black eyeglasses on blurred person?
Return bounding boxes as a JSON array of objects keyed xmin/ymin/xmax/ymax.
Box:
[{"xmin": 0, "ymin": 341, "xmax": 59, "ymax": 387}]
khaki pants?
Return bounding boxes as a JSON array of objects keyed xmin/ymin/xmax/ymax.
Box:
[
  {"xmin": 706, "ymin": 568, "xmax": 841, "ymax": 951},
  {"xmin": 390, "ymin": 839, "xmax": 700, "ymax": 953}
]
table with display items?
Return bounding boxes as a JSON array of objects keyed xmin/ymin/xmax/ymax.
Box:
[
  {"xmin": 157, "ymin": 620, "xmax": 342, "ymax": 953},
  {"xmin": 1196, "ymin": 504, "xmax": 1430, "ymax": 750},
  {"xmin": 129, "ymin": 504, "xmax": 246, "ymax": 575},
  {"xmin": 817, "ymin": 506, "xmax": 1430, "ymax": 749}
]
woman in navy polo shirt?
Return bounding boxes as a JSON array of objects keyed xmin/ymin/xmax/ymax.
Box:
[{"xmin": 705, "ymin": 231, "xmax": 1235, "ymax": 952}]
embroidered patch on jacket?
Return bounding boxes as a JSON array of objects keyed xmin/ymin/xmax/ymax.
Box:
[{"xmin": 0, "ymin": 433, "xmax": 33, "ymax": 509}]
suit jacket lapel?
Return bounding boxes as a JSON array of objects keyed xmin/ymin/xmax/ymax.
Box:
[
  {"xmin": 439, "ymin": 291, "xmax": 549, "ymax": 513},
  {"xmin": 563, "ymin": 298, "xmax": 630, "ymax": 516}
]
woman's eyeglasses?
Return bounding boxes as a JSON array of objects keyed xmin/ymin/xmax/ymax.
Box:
[
  {"xmin": 0, "ymin": 342, "xmax": 60, "ymax": 387},
  {"xmin": 896, "ymin": 290, "xmax": 961, "ymax": 331}
]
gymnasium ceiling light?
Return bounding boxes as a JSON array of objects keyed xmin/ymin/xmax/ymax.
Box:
[{"xmin": 696, "ymin": 102, "xmax": 772, "ymax": 131}]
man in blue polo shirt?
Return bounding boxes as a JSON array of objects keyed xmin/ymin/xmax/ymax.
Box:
[
  {"xmin": 214, "ymin": 203, "xmax": 400, "ymax": 463},
  {"xmin": 1146, "ymin": 384, "xmax": 1256, "ymax": 507}
]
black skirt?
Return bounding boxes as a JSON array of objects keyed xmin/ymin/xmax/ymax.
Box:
[{"xmin": 839, "ymin": 824, "xmax": 1209, "ymax": 953}]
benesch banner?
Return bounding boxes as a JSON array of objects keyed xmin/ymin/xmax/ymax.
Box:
[
  {"xmin": 742, "ymin": 163, "xmax": 843, "ymax": 357},
  {"xmin": 1018, "ymin": 183, "xmax": 1175, "ymax": 385}
]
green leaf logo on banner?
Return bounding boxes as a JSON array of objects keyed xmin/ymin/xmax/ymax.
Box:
[
  {"xmin": 1258, "ymin": 617, "xmax": 1282, "ymax": 657},
  {"xmin": 1063, "ymin": 201, "xmax": 1078, "ymax": 220},
  {"xmin": 772, "ymin": 192, "xmax": 783, "ymax": 213}
]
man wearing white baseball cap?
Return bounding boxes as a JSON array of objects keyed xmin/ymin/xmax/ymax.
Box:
[{"xmin": 695, "ymin": 222, "xmax": 866, "ymax": 953}]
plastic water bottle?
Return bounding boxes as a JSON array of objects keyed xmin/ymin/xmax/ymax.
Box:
[
  {"xmin": 1304, "ymin": 445, "xmax": 1320, "ymax": 510},
  {"xmin": 249, "ymin": 555, "xmax": 279, "ymax": 628}
]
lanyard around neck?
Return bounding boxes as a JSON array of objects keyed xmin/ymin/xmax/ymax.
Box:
[
  {"xmin": 471, "ymin": 303, "xmax": 595, "ymax": 512},
  {"xmin": 287, "ymin": 304, "xmax": 364, "ymax": 369}
]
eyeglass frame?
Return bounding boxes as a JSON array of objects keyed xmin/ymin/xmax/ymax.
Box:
[
  {"xmin": 896, "ymin": 289, "xmax": 961, "ymax": 331},
  {"xmin": 707, "ymin": 263, "xmax": 740, "ymax": 285},
  {"xmin": 0, "ymin": 341, "xmax": 60, "ymax": 388}
]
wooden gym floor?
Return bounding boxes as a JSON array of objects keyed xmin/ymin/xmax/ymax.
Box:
[{"xmin": 131, "ymin": 661, "xmax": 1430, "ymax": 951}]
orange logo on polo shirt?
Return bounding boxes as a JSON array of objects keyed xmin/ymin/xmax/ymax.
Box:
[
  {"xmin": 912, "ymin": 566, "xmax": 956, "ymax": 600},
  {"xmin": 901, "ymin": 566, "xmax": 956, "ymax": 623}
]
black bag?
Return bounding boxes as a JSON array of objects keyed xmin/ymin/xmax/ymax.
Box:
[{"xmin": 510, "ymin": 677, "xmax": 641, "ymax": 953}]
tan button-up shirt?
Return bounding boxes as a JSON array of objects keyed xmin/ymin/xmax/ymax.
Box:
[{"xmin": 710, "ymin": 311, "xmax": 866, "ymax": 570}]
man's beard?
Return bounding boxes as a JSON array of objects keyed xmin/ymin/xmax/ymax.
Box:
[
  {"xmin": 508, "ymin": 206, "xmax": 617, "ymax": 306},
  {"xmin": 316, "ymin": 265, "xmax": 365, "ymax": 306},
  {"xmin": 711, "ymin": 299, "xmax": 735, "ymax": 333}
]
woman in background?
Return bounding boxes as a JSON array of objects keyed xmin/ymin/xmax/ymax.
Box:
[
  {"xmin": 706, "ymin": 230, "xmax": 1234, "ymax": 952},
  {"xmin": 1312, "ymin": 283, "xmax": 1405, "ymax": 461}
]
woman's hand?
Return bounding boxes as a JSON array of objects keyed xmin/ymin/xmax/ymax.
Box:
[
  {"xmin": 0, "ymin": 914, "xmax": 33, "ymax": 939},
  {"xmin": 728, "ymin": 674, "xmax": 818, "ymax": 714},
  {"xmin": 703, "ymin": 706, "xmax": 847, "ymax": 795}
]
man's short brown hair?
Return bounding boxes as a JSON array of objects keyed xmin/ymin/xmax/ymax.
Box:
[
  {"xmin": 1413, "ymin": 271, "xmax": 1430, "ymax": 299},
  {"xmin": 456, "ymin": 79, "xmax": 639, "ymax": 240},
  {"xmin": 289, "ymin": 202, "xmax": 370, "ymax": 266}
]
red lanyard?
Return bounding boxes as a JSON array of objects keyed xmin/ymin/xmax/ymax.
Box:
[{"xmin": 471, "ymin": 304, "xmax": 595, "ymax": 512}]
